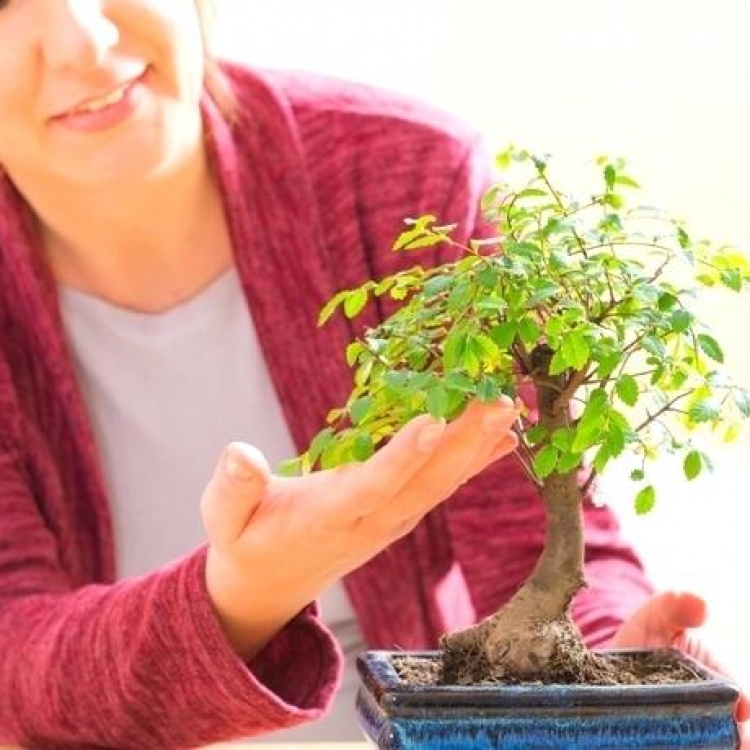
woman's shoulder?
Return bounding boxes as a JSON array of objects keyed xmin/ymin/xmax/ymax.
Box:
[{"xmin": 219, "ymin": 60, "xmax": 482, "ymax": 158}]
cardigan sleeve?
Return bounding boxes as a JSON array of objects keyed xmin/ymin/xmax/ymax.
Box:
[
  {"xmin": 437, "ymin": 135, "xmax": 655, "ymax": 646},
  {"xmin": 0, "ymin": 445, "xmax": 341, "ymax": 749}
]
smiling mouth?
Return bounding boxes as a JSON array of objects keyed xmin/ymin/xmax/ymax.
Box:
[
  {"xmin": 54, "ymin": 68, "xmax": 147, "ymax": 120},
  {"xmin": 71, "ymin": 84, "xmax": 131, "ymax": 114}
]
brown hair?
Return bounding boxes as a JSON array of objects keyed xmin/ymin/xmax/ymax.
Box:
[{"xmin": 195, "ymin": 0, "xmax": 237, "ymax": 120}]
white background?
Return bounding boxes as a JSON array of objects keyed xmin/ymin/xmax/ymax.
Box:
[{"xmin": 212, "ymin": 0, "xmax": 750, "ymax": 683}]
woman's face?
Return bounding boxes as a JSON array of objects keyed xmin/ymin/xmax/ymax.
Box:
[{"xmin": 0, "ymin": 0, "xmax": 207, "ymax": 190}]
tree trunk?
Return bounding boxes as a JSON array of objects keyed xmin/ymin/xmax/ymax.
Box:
[{"xmin": 441, "ymin": 347, "xmax": 599, "ymax": 685}]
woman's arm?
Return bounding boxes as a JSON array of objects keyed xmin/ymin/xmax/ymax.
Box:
[
  {"xmin": 0, "ymin": 396, "xmax": 519, "ymax": 748},
  {"xmin": 0, "ymin": 446, "xmax": 340, "ymax": 750}
]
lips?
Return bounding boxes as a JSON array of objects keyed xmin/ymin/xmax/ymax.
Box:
[{"xmin": 50, "ymin": 68, "xmax": 147, "ymax": 120}]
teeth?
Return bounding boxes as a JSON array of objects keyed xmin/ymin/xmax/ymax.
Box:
[{"xmin": 74, "ymin": 85, "xmax": 127, "ymax": 114}]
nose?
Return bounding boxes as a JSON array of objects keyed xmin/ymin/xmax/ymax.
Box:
[{"xmin": 37, "ymin": 0, "xmax": 120, "ymax": 71}]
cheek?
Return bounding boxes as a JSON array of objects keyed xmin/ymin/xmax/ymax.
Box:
[
  {"xmin": 0, "ymin": 73, "xmax": 35, "ymax": 167},
  {"xmin": 125, "ymin": 2, "xmax": 205, "ymax": 60},
  {"xmin": 125, "ymin": 2, "xmax": 206, "ymax": 99}
]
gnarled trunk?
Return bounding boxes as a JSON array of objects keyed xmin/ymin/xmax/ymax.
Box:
[{"xmin": 441, "ymin": 347, "xmax": 602, "ymax": 685}]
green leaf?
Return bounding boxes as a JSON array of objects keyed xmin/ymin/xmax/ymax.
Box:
[
  {"xmin": 384, "ymin": 370, "xmax": 409, "ymax": 393},
  {"xmin": 427, "ymin": 386, "xmax": 450, "ymax": 418},
  {"xmin": 604, "ymin": 422, "xmax": 626, "ymax": 459},
  {"xmin": 635, "ymin": 485, "xmax": 656, "ymax": 515},
  {"xmin": 548, "ymin": 348, "xmax": 569, "ymax": 377},
  {"xmin": 477, "ymin": 376, "xmax": 501, "ymax": 402},
  {"xmin": 352, "ymin": 432, "xmax": 375, "ymax": 462},
  {"xmin": 592, "ymin": 443, "xmax": 611, "ymax": 474},
  {"xmin": 545, "ymin": 317, "xmax": 565, "ymax": 339},
  {"xmin": 345, "ymin": 341, "xmax": 364, "ymax": 367},
  {"xmin": 683, "ymin": 450, "xmax": 703, "ymax": 480},
  {"xmin": 724, "ymin": 422, "xmax": 741, "ymax": 442},
  {"xmin": 277, "ymin": 456, "xmax": 303, "ymax": 477},
  {"xmin": 423, "ymin": 274, "xmax": 454, "ymax": 297},
  {"xmin": 445, "ymin": 371, "xmax": 476, "ymax": 393},
  {"xmin": 595, "ymin": 351, "xmax": 623, "ymax": 379},
  {"xmin": 615, "ymin": 174, "xmax": 640, "ymax": 189},
  {"xmin": 696, "ymin": 334, "xmax": 724, "ymax": 363},
  {"xmin": 696, "ymin": 273, "xmax": 717, "ymax": 287},
  {"xmin": 630, "ymin": 468, "xmax": 645, "ymax": 482},
  {"xmin": 518, "ymin": 318, "xmax": 541, "ymax": 349},
  {"xmin": 602, "ymin": 192, "xmax": 625, "ymax": 209},
  {"xmin": 349, "ymin": 396, "xmax": 372, "ymax": 426},
  {"xmin": 657, "ymin": 292, "xmax": 679, "ymax": 312},
  {"xmin": 488, "ymin": 322, "xmax": 517, "ymax": 350},
  {"xmin": 343, "ymin": 288, "xmax": 368, "ymax": 318},
  {"xmin": 561, "ymin": 330, "xmax": 591, "ymax": 371},
  {"xmin": 318, "ymin": 289, "xmax": 349, "ymax": 325},
  {"xmin": 557, "ymin": 451, "xmax": 584, "ymax": 473},
  {"xmin": 604, "ymin": 164, "xmax": 616, "ymax": 191},
  {"xmin": 393, "ymin": 215, "xmax": 437, "ymax": 250},
  {"xmin": 670, "ymin": 309, "xmax": 693, "ymax": 333},
  {"xmin": 447, "ymin": 280, "xmax": 474, "ymax": 313},
  {"xmin": 615, "ymin": 374, "xmax": 639, "ymax": 407},
  {"xmin": 720, "ymin": 268, "xmax": 743, "ymax": 292},
  {"xmin": 477, "ymin": 266, "xmax": 499, "ymax": 289},
  {"xmin": 733, "ymin": 388, "xmax": 750, "ymax": 418},
  {"xmin": 581, "ymin": 387, "xmax": 608, "ymax": 421},
  {"xmin": 400, "ymin": 233, "xmax": 448, "ymax": 251},
  {"xmin": 443, "ymin": 329, "xmax": 469, "ymax": 370},
  {"xmin": 689, "ymin": 398, "xmax": 721, "ymax": 423},
  {"xmin": 517, "ymin": 188, "xmax": 548, "ymax": 199},
  {"xmin": 527, "ymin": 281, "xmax": 560, "ymax": 307},
  {"xmin": 533, "ymin": 445, "xmax": 559, "ymax": 479},
  {"xmin": 642, "ymin": 335, "xmax": 667, "ymax": 360},
  {"xmin": 308, "ymin": 428, "xmax": 336, "ymax": 464},
  {"xmin": 526, "ymin": 425, "xmax": 547, "ymax": 445},
  {"xmin": 551, "ymin": 429, "xmax": 573, "ymax": 452}
]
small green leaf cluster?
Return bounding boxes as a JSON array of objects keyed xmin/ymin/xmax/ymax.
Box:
[{"xmin": 282, "ymin": 147, "xmax": 750, "ymax": 516}]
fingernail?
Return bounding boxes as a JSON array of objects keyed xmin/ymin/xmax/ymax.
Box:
[
  {"xmin": 482, "ymin": 409, "xmax": 512, "ymax": 434},
  {"xmin": 225, "ymin": 450, "xmax": 255, "ymax": 483},
  {"xmin": 417, "ymin": 420, "xmax": 445, "ymax": 452}
]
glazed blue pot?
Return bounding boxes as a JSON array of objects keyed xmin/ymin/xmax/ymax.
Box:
[{"xmin": 356, "ymin": 649, "xmax": 739, "ymax": 749}]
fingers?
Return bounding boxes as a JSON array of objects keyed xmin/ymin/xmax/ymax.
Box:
[
  {"xmin": 460, "ymin": 430, "xmax": 519, "ymax": 481},
  {"xmin": 383, "ymin": 396, "xmax": 520, "ymax": 519},
  {"xmin": 326, "ymin": 413, "xmax": 447, "ymax": 518},
  {"xmin": 201, "ymin": 442, "xmax": 271, "ymax": 548},
  {"xmin": 658, "ymin": 591, "xmax": 708, "ymax": 632},
  {"xmin": 610, "ymin": 591, "xmax": 708, "ymax": 649},
  {"xmin": 628, "ymin": 591, "xmax": 707, "ymax": 644}
]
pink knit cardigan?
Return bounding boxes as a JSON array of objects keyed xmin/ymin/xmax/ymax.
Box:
[{"xmin": 0, "ymin": 63, "xmax": 653, "ymax": 748}]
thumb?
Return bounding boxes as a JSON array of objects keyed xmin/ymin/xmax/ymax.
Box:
[
  {"xmin": 201, "ymin": 442, "xmax": 271, "ymax": 548},
  {"xmin": 658, "ymin": 591, "xmax": 708, "ymax": 633}
]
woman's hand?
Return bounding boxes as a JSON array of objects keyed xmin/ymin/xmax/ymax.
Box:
[
  {"xmin": 611, "ymin": 591, "xmax": 750, "ymax": 747},
  {"xmin": 201, "ymin": 397, "xmax": 520, "ymax": 659}
]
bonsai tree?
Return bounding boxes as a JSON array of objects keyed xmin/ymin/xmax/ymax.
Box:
[{"xmin": 282, "ymin": 146, "xmax": 750, "ymax": 685}]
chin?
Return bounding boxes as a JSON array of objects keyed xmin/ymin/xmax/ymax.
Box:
[{"xmin": 61, "ymin": 127, "xmax": 195, "ymax": 188}]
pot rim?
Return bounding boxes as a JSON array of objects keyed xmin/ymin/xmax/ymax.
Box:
[{"xmin": 356, "ymin": 648, "xmax": 740, "ymax": 710}]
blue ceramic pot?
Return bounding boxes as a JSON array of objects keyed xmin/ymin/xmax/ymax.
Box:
[{"xmin": 356, "ymin": 649, "xmax": 739, "ymax": 749}]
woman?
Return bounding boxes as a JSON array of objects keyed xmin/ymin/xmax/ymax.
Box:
[{"xmin": 0, "ymin": 1, "xmax": 746, "ymax": 748}]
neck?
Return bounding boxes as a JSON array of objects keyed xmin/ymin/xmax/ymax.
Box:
[{"xmin": 21, "ymin": 134, "xmax": 233, "ymax": 313}]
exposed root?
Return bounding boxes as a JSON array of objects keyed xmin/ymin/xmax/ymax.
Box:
[{"xmin": 440, "ymin": 611, "xmax": 607, "ymax": 686}]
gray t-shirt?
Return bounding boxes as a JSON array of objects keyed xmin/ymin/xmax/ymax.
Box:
[{"xmin": 59, "ymin": 266, "xmax": 365, "ymax": 741}]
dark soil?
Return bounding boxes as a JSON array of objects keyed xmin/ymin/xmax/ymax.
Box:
[{"xmin": 394, "ymin": 649, "xmax": 706, "ymax": 688}]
